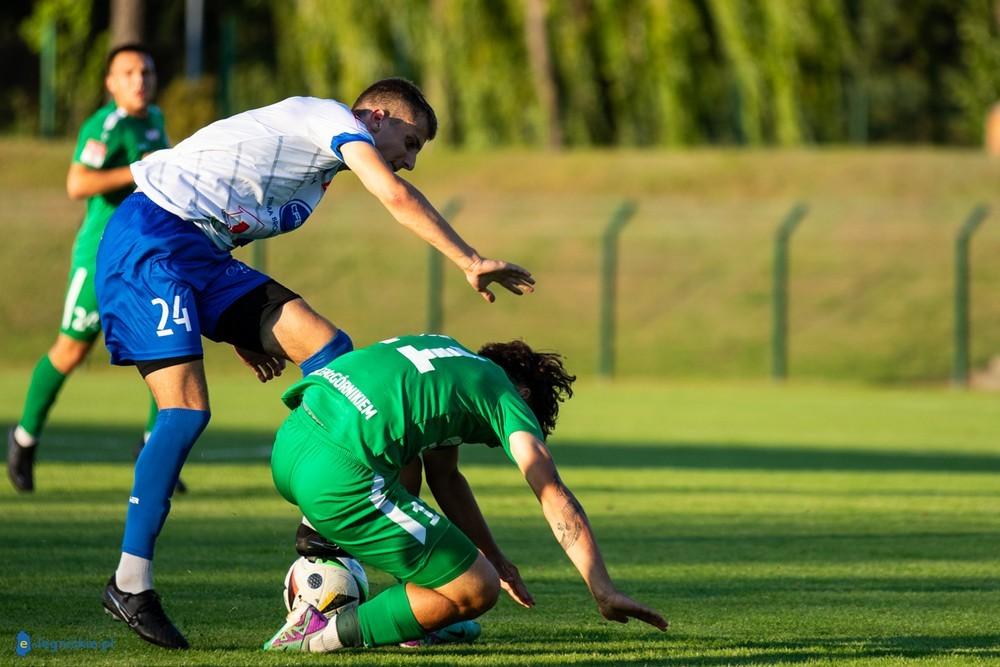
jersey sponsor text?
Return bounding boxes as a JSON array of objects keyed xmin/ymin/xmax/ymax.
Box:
[{"xmin": 312, "ymin": 368, "xmax": 378, "ymax": 420}]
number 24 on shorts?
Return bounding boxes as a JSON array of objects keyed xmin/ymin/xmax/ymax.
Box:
[{"xmin": 151, "ymin": 296, "xmax": 192, "ymax": 337}]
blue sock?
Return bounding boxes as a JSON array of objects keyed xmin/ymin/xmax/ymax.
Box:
[
  {"xmin": 300, "ymin": 329, "xmax": 353, "ymax": 376},
  {"xmin": 121, "ymin": 408, "xmax": 210, "ymax": 559}
]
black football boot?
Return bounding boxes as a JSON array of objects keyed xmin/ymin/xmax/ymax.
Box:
[
  {"xmin": 295, "ymin": 522, "xmax": 353, "ymax": 561},
  {"xmin": 102, "ymin": 575, "xmax": 189, "ymax": 649},
  {"xmin": 7, "ymin": 427, "xmax": 35, "ymax": 492}
]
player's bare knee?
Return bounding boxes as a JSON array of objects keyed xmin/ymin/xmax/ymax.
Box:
[
  {"xmin": 450, "ymin": 559, "xmax": 500, "ymax": 617},
  {"xmin": 470, "ymin": 572, "xmax": 501, "ymax": 616}
]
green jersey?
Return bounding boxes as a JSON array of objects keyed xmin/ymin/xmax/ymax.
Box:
[
  {"xmin": 282, "ymin": 334, "xmax": 544, "ymax": 474},
  {"xmin": 71, "ymin": 101, "xmax": 168, "ymax": 261}
]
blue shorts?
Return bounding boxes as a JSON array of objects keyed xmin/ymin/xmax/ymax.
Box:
[{"xmin": 96, "ymin": 192, "xmax": 271, "ymax": 365}]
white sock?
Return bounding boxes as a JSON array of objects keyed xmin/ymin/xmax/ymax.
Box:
[
  {"xmin": 301, "ymin": 516, "xmax": 315, "ymax": 529},
  {"xmin": 116, "ymin": 553, "xmax": 153, "ymax": 593},
  {"xmin": 309, "ymin": 615, "xmax": 344, "ymax": 653},
  {"xmin": 13, "ymin": 426, "xmax": 37, "ymax": 448}
]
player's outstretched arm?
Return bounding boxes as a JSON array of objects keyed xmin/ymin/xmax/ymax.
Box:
[
  {"xmin": 340, "ymin": 141, "xmax": 535, "ymax": 303},
  {"xmin": 423, "ymin": 447, "xmax": 535, "ymax": 607},
  {"xmin": 509, "ymin": 431, "xmax": 669, "ymax": 631}
]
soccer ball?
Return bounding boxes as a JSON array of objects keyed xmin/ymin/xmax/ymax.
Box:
[{"xmin": 283, "ymin": 556, "xmax": 370, "ymax": 617}]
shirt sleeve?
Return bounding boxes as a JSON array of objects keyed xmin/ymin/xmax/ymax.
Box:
[
  {"xmin": 492, "ymin": 388, "xmax": 546, "ymax": 464},
  {"xmin": 72, "ymin": 114, "xmax": 108, "ymax": 168},
  {"xmin": 303, "ymin": 99, "xmax": 376, "ymax": 162}
]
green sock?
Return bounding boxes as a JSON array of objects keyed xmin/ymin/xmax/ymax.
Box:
[
  {"xmin": 353, "ymin": 583, "xmax": 424, "ymax": 647},
  {"xmin": 18, "ymin": 355, "xmax": 67, "ymax": 439},
  {"xmin": 144, "ymin": 391, "xmax": 158, "ymax": 439}
]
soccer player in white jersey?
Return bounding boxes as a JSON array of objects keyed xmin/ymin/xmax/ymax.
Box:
[{"xmin": 94, "ymin": 78, "xmax": 535, "ymax": 649}]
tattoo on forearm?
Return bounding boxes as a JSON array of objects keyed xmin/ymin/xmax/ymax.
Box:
[{"xmin": 553, "ymin": 475, "xmax": 587, "ymax": 550}]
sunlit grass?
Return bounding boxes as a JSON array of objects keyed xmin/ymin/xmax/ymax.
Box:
[{"xmin": 1, "ymin": 373, "xmax": 997, "ymax": 665}]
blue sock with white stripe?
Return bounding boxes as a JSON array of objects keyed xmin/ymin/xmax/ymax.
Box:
[
  {"xmin": 121, "ymin": 408, "xmax": 210, "ymax": 560},
  {"xmin": 300, "ymin": 329, "xmax": 353, "ymax": 376}
]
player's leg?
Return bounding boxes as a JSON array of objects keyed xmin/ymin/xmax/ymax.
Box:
[
  {"xmin": 275, "ymin": 553, "xmax": 496, "ymax": 653},
  {"xmin": 102, "ymin": 368, "xmax": 209, "ymax": 650},
  {"xmin": 266, "ymin": 412, "xmax": 496, "ymax": 651},
  {"xmin": 266, "ymin": 298, "xmax": 353, "ymax": 372},
  {"xmin": 397, "ymin": 554, "xmax": 497, "ymax": 634},
  {"xmin": 120, "ymin": 358, "xmax": 209, "ymax": 577},
  {"xmin": 289, "ymin": 457, "xmax": 477, "ymax": 648},
  {"xmin": 134, "ymin": 389, "xmax": 188, "ymax": 494},
  {"xmin": 95, "ymin": 194, "xmax": 216, "ymax": 649},
  {"xmin": 8, "ymin": 260, "xmax": 102, "ymax": 491},
  {"xmin": 294, "ymin": 456, "xmax": 422, "ymax": 559},
  {"xmin": 102, "ymin": 361, "xmax": 210, "ymax": 651},
  {"xmin": 7, "ymin": 336, "xmax": 91, "ymax": 492},
  {"xmin": 212, "ymin": 285, "xmax": 353, "ymax": 372},
  {"xmin": 308, "ymin": 545, "xmax": 496, "ymax": 651}
]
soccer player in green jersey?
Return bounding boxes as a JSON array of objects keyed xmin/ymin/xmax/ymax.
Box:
[
  {"xmin": 264, "ymin": 334, "xmax": 668, "ymax": 652},
  {"xmin": 7, "ymin": 44, "xmax": 170, "ymax": 492}
]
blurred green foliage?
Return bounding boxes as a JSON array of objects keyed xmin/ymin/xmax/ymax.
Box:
[
  {"xmin": 18, "ymin": 0, "xmax": 107, "ymax": 133},
  {"xmin": 6, "ymin": 0, "xmax": 1000, "ymax": 146}
]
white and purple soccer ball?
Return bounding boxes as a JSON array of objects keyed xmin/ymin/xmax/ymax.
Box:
[{"xmin": 283, "ymin": 556, "xmax": 370, "ymax": 617}]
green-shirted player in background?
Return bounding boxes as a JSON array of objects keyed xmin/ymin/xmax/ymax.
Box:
[
  {"xmin": 6, "ymin": 44, "xmax": 179, "ymax": 493},
  {"xmin": 264, "ymin": 334, "xmax": 667, "ymax": 652}
]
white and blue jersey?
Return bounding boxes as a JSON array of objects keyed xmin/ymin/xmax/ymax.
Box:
[
  {"xmin": 132, "ymin": 97, "xmax": 375, "ymax": 250},
  {"xmin": 96, "ymin": 96, "xmax": 373, "ymax": 365}
]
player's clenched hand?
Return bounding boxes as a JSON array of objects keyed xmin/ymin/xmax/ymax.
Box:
[
  {"xmin": 464, "ymin": 257, "xmax": 535, "ymax": 303},
  {"xmin": 595, "ymin": 590, "xmax": 668, "ymax": 631},
  {"xmin": 494, "ymin": 557, "xmax": 534, "ymax": 608},
  {"xmin": 234, "ymin": 346, "xmax": 286, "ymax": 383}
]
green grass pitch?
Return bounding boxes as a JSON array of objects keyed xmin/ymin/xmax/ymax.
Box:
[{"xmin": 1, "ymin": 370, "xmax": 998, "ymax": 665}]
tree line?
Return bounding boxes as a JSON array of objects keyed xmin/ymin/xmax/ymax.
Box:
[{"xmin": 8, "ymin": 0, "xmax": 1000, "ymax": 147}]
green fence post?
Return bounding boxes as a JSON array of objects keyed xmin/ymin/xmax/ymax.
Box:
[
  {"xmin": 771, "ymin": 203, "xmax": 808, "ymax": 380},
  {"xmin": 848, "ymin": 75, "xmax": 869, "ymax": 144},
  {"xmin": 953, "ymin": 204, "xmax": 989, "ymax": 387},
  {"xmin": 427, "ymin": 199, "xmax": 463, "ymax": 333},
  {"xmin": 39, "ymin": 19, "xmax": 56, "ymax": 137},
  {"xmin": 598, "ymin": 201, "xmax": 637, "ymax": 378},
  {"xmin": 218, "ymin": 14, "xmax": 236, "ymax": 118}
]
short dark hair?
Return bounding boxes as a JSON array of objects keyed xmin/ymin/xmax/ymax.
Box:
[
  {"xmin": 353, "ymin": 77, "xmax": 437, "ymax": 140},
  {"xmin": 106, "ymin": 43, "xmax": 153, "ymax": 74},
  {"xmin": 478, "ymin": 340, "xmax": 576, "ymax": 439}
]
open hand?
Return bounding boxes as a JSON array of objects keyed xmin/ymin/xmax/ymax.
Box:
[
  {"xmin": 494, "ymin": 557, "xmax": 534, "ymax": 608},
  {"xmin": 234, "ymin": 346, "xmax": 286, "ymax": 383},
  {"xmin": 595, "ymin": 590, "xmax": 668, "ymax": 631},
  {"xmin": 465, "ymin": 257, "xmax": 535, "ymax": 303}
]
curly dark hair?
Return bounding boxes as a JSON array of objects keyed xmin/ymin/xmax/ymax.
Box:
[{"xmin": 478, "ymin": 340, "xmax": 575, "ymax": 438}]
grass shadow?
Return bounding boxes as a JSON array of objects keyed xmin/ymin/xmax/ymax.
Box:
[{"xmin": 27, "ymin": 423, "xmax": 1000, "ymax": 474}]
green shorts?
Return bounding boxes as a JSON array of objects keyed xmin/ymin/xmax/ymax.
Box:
[
  {"xmin": 58, "ymin": 258, "xmax": 101, "ymax": 342},
  {"xmin": 271, "ymin": 407, "xmax": 478, "ymax": 589}
]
